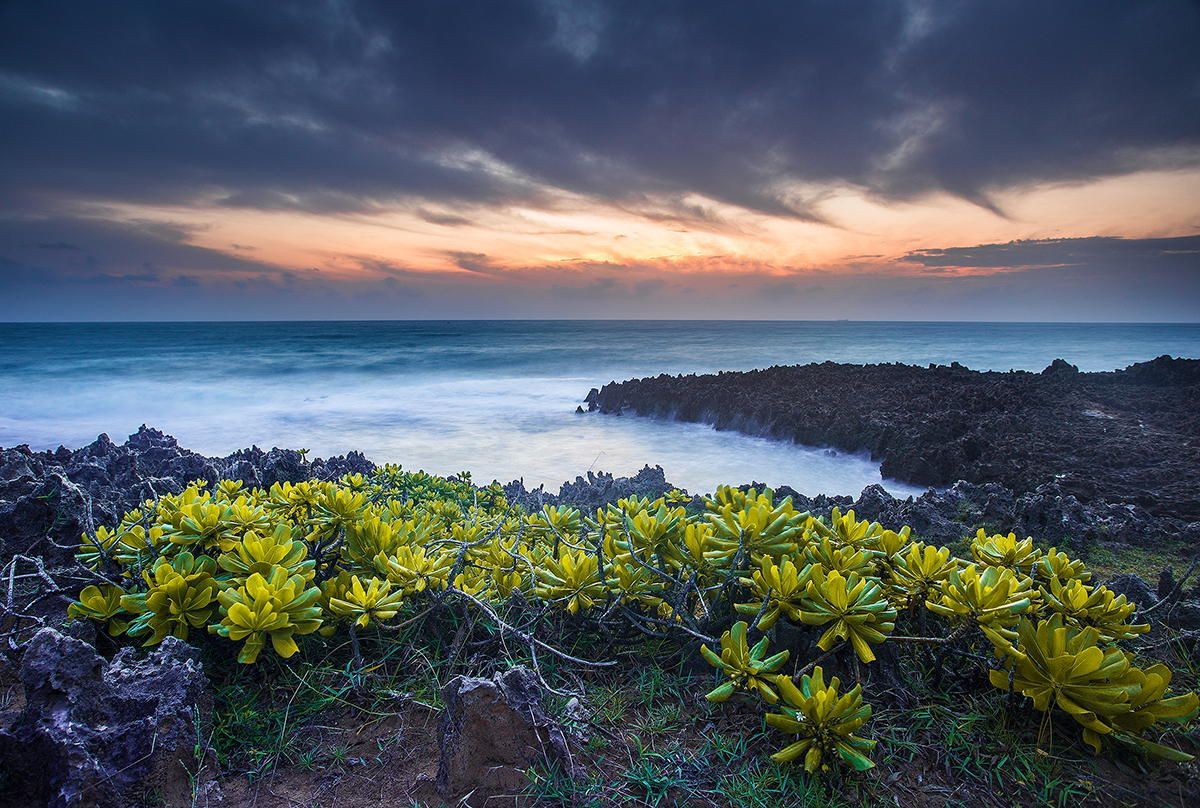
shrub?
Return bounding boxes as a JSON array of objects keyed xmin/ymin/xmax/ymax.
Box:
[{"xmin": 68, "ymin": 471, "xmax": 1198, "ymax": 774}]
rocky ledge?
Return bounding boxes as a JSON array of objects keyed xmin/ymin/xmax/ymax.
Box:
[{"xmin": 588, "ymin": 355, "xmax": 1200, "ymax": 521}]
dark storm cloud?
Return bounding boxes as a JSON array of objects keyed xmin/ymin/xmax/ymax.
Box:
[
  {"xmin": 905, "ymin": 235, "xmax": 1200, "ymax": 270},
  {"xmin": 447, "ymin": 251, "xmax": 504, "ymax": 276},
  {"xmin": 1, "ymin": 0, "xmax": 1197, "ymax": 219},
  {"xmin": 0, "ymin": 215, "xmax": 288, "ymax": 287},
  {"xmin": 416, "ymin": 209, "xmax": 474, "ymax": 227}
]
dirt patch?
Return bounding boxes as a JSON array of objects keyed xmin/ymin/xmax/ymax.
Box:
[{"xmin": 218, "ymin": 702, "xmax": 442, "ymax": 808}]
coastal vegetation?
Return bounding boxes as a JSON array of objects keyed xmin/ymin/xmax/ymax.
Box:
[{"xmin": 66, "ymin": 465, "xmax": 1199, "ymax": 799}]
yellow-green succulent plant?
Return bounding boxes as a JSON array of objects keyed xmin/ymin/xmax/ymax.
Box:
[
  {"xmin": 699, "ymin": 621, "xmax": 790, "ymax": 704},
  {"xmin": 76, "ymin": 525, "xmax": 121, "ymax": 571},
  {"xmin": 121, "ymin": 552, "xmax": 219, "ymax": 645},
  {"xmin": 925, "ymin": 563, "xmax": 1034, "ymax": 629},
  {"xmin": 68, "ymin": 584, "xmax": 129, "ymax": 635},
  {"xmin": 210, "ymin": 566, "xmax": 323, "ymax": 663},
  {"xmin": 218, "ymin": 497, "xmax": 272, "ymax": 545},
  {"xmin": 971, "ymin": 529, "xmax": 1042, "ymax": 574},
  {"xmin": 817, "ymin": 507, "xmax": 885, "ymax": 549},
  {"xmin": 1112, "ymin": 663, "xmax": 1199, "ymax": 759},
  {"xmin": 528, "ymin": 504, "xmax": 584, "ymax": 541},
  {"xmin": 608, "ymin": 562, "xmax": 668, "ymax": 612},
  {"xmin": 616, "ymin": 503, "xmax": 688, "ymax": 565},
  {"xmin": 373, "ymin": 545, "xmax": 453, "ymax": 595},
  {"xmin": 218, "ymin": 524, "xmax": 315, "ymax": 583},
  {"xmin": 162, "ymin": 500, "xmax": 229, "ymax": 551},
  {"xmin": 678, "ymin": 521, "xmax": 736, "ymax": 575},
  {"xmin": 534, "ymin": 547, "xmax": 606, "ymax": 614},
  {"xmin": 766, "ymin": 666, "xmax": 876, "ymax": 772},
  {"xmin": 1035, "ymin": 546, "xmax": 1091, "ymax": 584},
  {"xmin": 871, "ymin": 525, "xmax": 912, "ymax": 560},
  {"xmin": 326, "ymin": 575, "xmax": 405, "ymax": 628},
  {"xmin": 799, "ymin": 568, "xmax": 897, "ymax": 663},
  {"xmin": 708, "ymin": 492, "xmax": 809, "ymax": 560},
  {"xmin": 891, "ymin": 542, "xmax": 957, "ymax": 604},
  {"xmin": 1040, "ymin": 577, "xmax": 1149, "ymax": 641},
  {"xmin": 803, "ymin": 537, "xmax": 876, "ymax": 578},
  {"xmin": 985, "ymin": 615, "xmax": 1196, "ymax": 759},
  {"xmin": 735, "ymin": 555, "xmax": 810, "ymax": 630}
]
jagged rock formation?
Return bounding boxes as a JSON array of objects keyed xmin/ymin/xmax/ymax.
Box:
[
  {"xmin": 504, "ymin": 465, "xmax": 676, "ymax": 514},
  {"xmin": 0, "ymin": 628, "xmax": 215, "ymax": 807},
  {"xmin": 783, "ymin": 480, "xmax": 1198, "ymax": 551},
  {"xmin": 589, "ymin": 356, "xmax": 1200, "ymax": 521},
  {"xmin": 0, "ymin": 425, "xmax": 375, "ymax": 565}
]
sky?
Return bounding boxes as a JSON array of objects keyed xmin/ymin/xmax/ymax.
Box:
[{"xmin": 1, "ymin": 0, "xmax": 1199, "ymax": 321}]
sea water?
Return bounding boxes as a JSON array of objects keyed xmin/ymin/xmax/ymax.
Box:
[{"xmin": 1, "ymin": 321, "xmax": 1197, "ymax": 496}]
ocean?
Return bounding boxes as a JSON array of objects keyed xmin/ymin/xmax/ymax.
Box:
[{"xmin": 2, "ymin": 321, "xmax": 1197, "ymax": 497}]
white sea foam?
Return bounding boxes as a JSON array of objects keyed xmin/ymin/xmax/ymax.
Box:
[{"xmin": 2, "ymin": 321, "xmax": 1197, "ymax": 496}]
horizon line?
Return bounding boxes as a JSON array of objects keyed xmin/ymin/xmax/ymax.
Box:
[{"xmin": 2, "ymin": 318, "xmax": 1200, "ymax": 326}]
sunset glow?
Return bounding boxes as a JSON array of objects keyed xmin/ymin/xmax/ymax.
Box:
[
  {"xmin": 67, "ymin": 165, "xmax": 1199, "ymax": 302},
  {"xmin": 2, "ymin": 1, "xmax": 1198, "ymax": 320}
]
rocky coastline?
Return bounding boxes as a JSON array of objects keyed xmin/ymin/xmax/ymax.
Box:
[
  {"xmin": 588, "ymin": 355, "xmax": 1200, "ymax": 523},
  {"xmin": 5, "ymin": 425, "xmax": 1193, "ymax": 573}
]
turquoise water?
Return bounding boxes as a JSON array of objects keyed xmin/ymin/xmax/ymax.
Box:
[{"xmin": 1, "ymin": 321, "xmax": 1197, "ymax": 495}]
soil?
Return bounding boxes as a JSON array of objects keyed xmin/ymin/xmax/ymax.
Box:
[{"xmin": 217, "ymin": 702, "xmax": 442, "ymax": 807}]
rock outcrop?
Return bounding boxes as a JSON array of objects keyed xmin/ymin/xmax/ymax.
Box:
[
  {"xmin": 590, "ymin": 356, "xmax": 1200, "ymax": 522},
  {"xmin": 0, "ymin": 426, "xmax": 376, "ymax": 566},
  {"xmin": 0, "ymin": 628, "xmax": 215, "ymax": 807},
  {"xmin": 437, "ymin": 666, "xmax": 578, "ymax": 806},
  {"xmin": 505, "ymin": 465, "xmax": 676, "ymax": 514},
  {"xmin": 801, "ymin": 479, "xmax": 1197, "ymax": 550}
]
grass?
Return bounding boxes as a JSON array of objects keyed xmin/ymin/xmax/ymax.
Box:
[
  {"xmin": 872, "ymin": 691, "xmax": 1098, "ymax": 804},
  {"xmin": 199, "ymin": 597, "xmax": 1198, "ymax": 807},
  {"xmin": 1083, "ymin": 539, "xmax": 1192, "ymax": 582},
  {"xmin": 620, "ymin": 746, "xmax": 689, "ymax": 806},
  {"xmin": 518, "ymin": 638, "xmax": 1199, "ymax": 808},
  {"xmin": 206, "ymin": 617, "xmax": 453, "ymax": 780},
  {"xmin": 210, "ymin": 664, "xmax": 334, "ymax": 776}
]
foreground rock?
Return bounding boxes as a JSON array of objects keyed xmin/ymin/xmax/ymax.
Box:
[
  {"xmin": 590, "ymin": 356, "xmax": 1200, "ymax": 521},
  {"xmin": 437, "ymin": 666, "xmax": 578, "ymax": 805},
  {"xmin": 0, "ymin": 628, "xmax": 215, "ymax": 807}
]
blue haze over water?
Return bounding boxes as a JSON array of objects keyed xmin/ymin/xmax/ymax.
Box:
[{"xmin": 2, "ymin": 321, "xmax": 1198, "ymax": 497}]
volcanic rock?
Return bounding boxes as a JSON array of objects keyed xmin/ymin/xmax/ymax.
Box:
[
  {"xmin": 505, "ymin": 465, "xmax": 676, "ymax": 513},
  {"xmin": 1107, "ymin": 574, "xmax": 1157, "ymax": 608},
  {"xmin": 591, "ymin": 356, "xmax": 1200, "ymax": 520},
  {"xmin": 0, "ymin": 428, "xmax": 375, "ymax": 567},
  {"xmin": 0, "ymin": 628, "xmax": 215, "ymax": 807}
]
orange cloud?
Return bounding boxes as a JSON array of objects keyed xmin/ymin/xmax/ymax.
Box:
[{"xmin": 72, "ymin": 166, "xmax": 1198, "ymax": 296}]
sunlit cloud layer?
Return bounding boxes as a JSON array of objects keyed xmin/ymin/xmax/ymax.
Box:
[{"xmin": 1, "ymin": 1, "xmax": 1198, "ymax": 320}]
